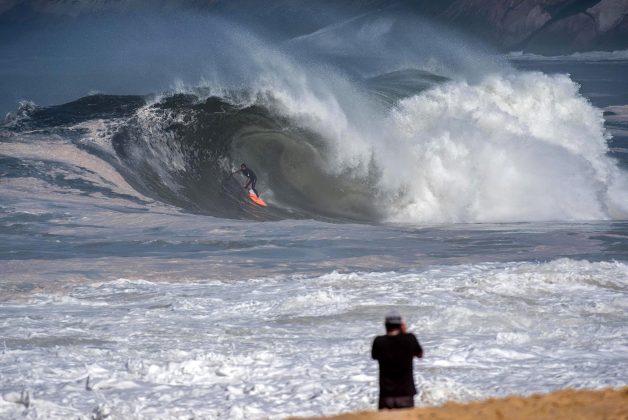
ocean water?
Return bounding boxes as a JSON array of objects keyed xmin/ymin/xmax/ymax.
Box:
[{"xmin": 1, "ymin": 6, "xmax": 628, "ymax": 420}]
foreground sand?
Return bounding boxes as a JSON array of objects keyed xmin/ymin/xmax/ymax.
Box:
[{"xmin": 297, "ymin": 387, "xmax": 628, "ymax": 420}]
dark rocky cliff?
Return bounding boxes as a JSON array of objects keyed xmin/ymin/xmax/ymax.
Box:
[{"xmin": 424, "ymin": 0, "xmax": 628, "ymax": 53}]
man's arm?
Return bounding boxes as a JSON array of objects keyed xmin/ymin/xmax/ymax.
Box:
[
  {"xmin": 413, "ymin": 335, "xmax": 423, "ymax": 359},
  {"xmin": 231, "ymin": 169, "xmax": 242, "ymax": 176}
]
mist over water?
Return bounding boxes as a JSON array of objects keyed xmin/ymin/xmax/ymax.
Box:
[{"xmin": 3, "ymin": 2, "xmax": 627, "ymax": 223}]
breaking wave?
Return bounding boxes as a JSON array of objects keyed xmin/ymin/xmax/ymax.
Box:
[{"xmin": 2, "ymin": 11, "xmax": 627, "ymax": 224}]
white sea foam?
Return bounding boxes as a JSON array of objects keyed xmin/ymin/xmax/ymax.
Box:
[
  {"xmin": 384, "ymin": 72, "xmax": 622, "ymax": 222},
  {"xmin": 1, "ymin": 259, "xmax": 626, "ymax": 419},
  {"xmin": 262, "ymin": 68, "xmax": 628, "ymax": 223}
]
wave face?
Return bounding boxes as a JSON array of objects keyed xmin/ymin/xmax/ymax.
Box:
[
  {"xmin": 109, "ymin": 93, "xmax": 388, "ymax": 221},
  {"xmin": 2, "ymin": 8, "xmax": 628, "ymax": 224}
]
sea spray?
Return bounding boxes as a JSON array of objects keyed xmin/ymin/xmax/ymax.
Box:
[
  {"xmin": 256, "ymin": 69, "xmax": 628, "ymax": 222},
  {"xmin": 2, "ymin": 6, "xmax": 627, "ymax": 223},
  {"xmin": 381, "ymin": 71, "xmax": 628, "ymax": 222}
]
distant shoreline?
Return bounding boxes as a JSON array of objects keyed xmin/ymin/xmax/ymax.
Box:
[{"xmin": 297, "ymin": 387, "xmax": 628, "ymax": 420}]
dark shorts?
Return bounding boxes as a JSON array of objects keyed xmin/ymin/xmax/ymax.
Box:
[
  {"xmin": 378, "ymin": 395, "xmax": 414, "ymax": 410},
  {"xmin": 246, "ymin": 177, "xmax": 259, "ymax": 196}
]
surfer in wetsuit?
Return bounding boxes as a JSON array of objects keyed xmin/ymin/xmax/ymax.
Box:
[{"xmin": 232, "ymin": 163, "xmax": 260, "ymax": 197}]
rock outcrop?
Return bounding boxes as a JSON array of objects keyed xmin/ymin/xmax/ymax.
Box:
[{"xmin": 419, "ymin": 0, "xmax": 628, "ymax": 53}]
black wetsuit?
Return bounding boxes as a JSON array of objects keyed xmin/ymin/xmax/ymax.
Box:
[{"xmin": 241, "ymin": 168, "xmax": 259, "ymax": 197}]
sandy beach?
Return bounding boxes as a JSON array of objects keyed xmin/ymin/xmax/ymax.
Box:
[{"xmin": 300, "ymin": 388, "xmax": 628, "ymax": 420}]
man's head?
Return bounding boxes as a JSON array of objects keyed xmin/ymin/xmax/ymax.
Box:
[
  {"xmin": 240, "ymin": 163, "xmax": 247, "ymax": 170},
  {"xmin": 384, "ymin": 309, "xmax": 404, "ymax": 333}
]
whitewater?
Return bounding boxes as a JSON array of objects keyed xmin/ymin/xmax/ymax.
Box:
[{"xmin": 1, "ymin": 5, "xmax": 628, "ymax": 420}]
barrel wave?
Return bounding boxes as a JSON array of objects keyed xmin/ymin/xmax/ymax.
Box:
[{"xmin": 2, "ymin": 10, "xmax": 627, "ymax": 224}]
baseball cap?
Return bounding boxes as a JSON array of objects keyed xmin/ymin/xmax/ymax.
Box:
[{"xmin": 385, "ymin": 309, "xmax": 403, "ymax": 325}]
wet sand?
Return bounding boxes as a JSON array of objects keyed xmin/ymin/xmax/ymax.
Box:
[{"xmin": 298, "ymin": 387, "xmax": 628, "ymax": 420}]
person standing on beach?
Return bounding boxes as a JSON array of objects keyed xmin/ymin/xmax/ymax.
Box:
[{"xmin": 371, "ymin": 310, "xmax": 423, "ymax": 410}]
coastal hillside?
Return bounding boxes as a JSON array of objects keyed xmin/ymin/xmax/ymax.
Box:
[{"xmin": 418, "ymin": 0, "xmax": 628, "ymax": 53}]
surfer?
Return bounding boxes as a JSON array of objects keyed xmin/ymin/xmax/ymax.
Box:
[{"xmin": 231, "ymin": 163, "xmax": 260, "ymax": 197}]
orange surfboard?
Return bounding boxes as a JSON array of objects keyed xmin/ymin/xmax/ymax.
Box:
[{"xmin": 248, "ymin": 190, "xmax": 267, "ymax": 207}]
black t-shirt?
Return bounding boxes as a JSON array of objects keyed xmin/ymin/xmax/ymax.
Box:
[
  {"xmin": 241, "ymin": 168, "xmax": 256, "ymax": 180},
  {"xmin": 372, "ymin": 333, "xmax": 423, "ymax": 397}
]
